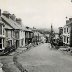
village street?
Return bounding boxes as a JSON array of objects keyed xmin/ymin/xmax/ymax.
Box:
[
  {"xmin": 1, "ymin": 43, "xmax": 72, "ymax": 72},
  {"xmin": 17, "ymin": 43, "xmax": 72, "ymax": 72}
]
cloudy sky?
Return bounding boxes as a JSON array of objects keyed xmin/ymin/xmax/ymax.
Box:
[{"xmin": 0, "ymin": 0, "xmax": 72, "ymax": 30}]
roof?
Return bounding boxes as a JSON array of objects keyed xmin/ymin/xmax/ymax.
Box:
[
  {"xmin": 1, "ymin": 14, "xmax": 33, "ymax": 32},
  {"xmin": 66, "ymin": 20, "xmax": 72, "ymax": 26},
  {"xmin": 32, "ymin": 28, "xmax": 37, "ymax": 31},
  {"xmin": 63, "ymin": 24, "xmax": 69, "ymax": 28},
  {"xmin": 0, "ymin": 20, "xmax": 5, "ymax": 26},
  {"xmin": 1, "ymin": 15, "xmax": 22, "ymax": 29},
  {"xmin": 24, "ymin": 26, "xmax": 33, "ymax": 32},
  {"xmin": 58, "ymin": 27, "xmax": 63, "ymax": 29}
]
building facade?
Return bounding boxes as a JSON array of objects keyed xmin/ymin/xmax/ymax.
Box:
[
  {"xmin": 0, "ymin": 21, "xmax": 5, "ymax": 50},
  {"xmin": 1, "ymin": 11, "xmax": 25, "ymax": 49},
  {"xmin": 25, "ymin": 26, "xmax": 33, "ymax": 45},
  {"xmin": 63, "ymin": 18, "xmax": 72, "ymax": 46}
]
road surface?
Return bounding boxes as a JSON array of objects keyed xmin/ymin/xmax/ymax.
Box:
[{"xmin": 17, "ymin": 43, "xmax": 72, "ymax": 72}]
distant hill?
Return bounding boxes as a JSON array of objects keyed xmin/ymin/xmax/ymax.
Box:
[
  {"xmin": 37, "ymin": 28, "xmax": 50, "ymax": 34},
  {"xmin": 37, "ymin": 28, "xmax": 59, "ymax": 34}
]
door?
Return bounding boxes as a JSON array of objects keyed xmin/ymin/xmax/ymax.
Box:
[{"xmin": 16, "ymin": 40, "xmax": 19, "ymax": 48}]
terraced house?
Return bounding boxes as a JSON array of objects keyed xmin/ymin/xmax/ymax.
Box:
[
  {"xmin": 24, "ymin": 26, "xmax": 33, "ymax": 45},
  {"xmin": 32, "ymin": 28, "xmax": 45, "ymax": 44},
  {"xmin": 1, "ymin": 10, "xmax": 25, "ymax": 50},
  {"xmin": 0, "ymin": 10, "xmax": 38, "ymax": 51}
]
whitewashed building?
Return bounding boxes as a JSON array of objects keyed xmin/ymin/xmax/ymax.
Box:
[
  {"xmin": 1, "ymin": 11, "xmax": 25, "ymax": 49},
  {"xmin": 0, "ymin": 20, "xmax": 5, "ymax": 50},
  {"xmin": 63, "ymin": 18, "xmax": 72, "ymax": 46}
]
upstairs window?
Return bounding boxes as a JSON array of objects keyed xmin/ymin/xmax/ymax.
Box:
[
  {"xmin": 64, "ymin": 36, "xmax": 66, "ymax": 42},
  {"xmin": 21, "ymin": 39, "xmax": 24, "ymax": 46},
  {"xmin": 15, "ymin": 32, "xmax": 19, "ymax": 39},
  {"xmin": 67, "ymin": 28, "xmax": 68, "ymax": 33},
  {"xmin": 6, "ymin": 30, "xmax": 8, "ymax": 37},
  {"xmin": 0, "ymin": 25, "xmax": 2, "ymax": 35},
  {"xmin": 67, "ymin": 37, "xmax": 69, "ymax": 43},
  {"xmin": 3, "ymin": 29, "xmax": 4, "ymax": 35},
  {"xmin": 0, "ymin": 39, "xmax": 2, "ymax": 49},
  {"xmin": 0, "ymin": 39, "xmax": 2, "ymax": 43},
  {"xmin": 64, "ymin": 28, "xmax": 66, "ymax": 33}
]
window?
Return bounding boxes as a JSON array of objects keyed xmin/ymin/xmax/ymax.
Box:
[
  {"xmin": 29, "ymin": 33, "xmax": 31, "ymax": 38},
  {"xmin": 3, "ymin": 39, "xmax": 4, "ymax": 47},
  {"xmin": 11, "ymin": 30, "xmax": 12, "ymax": 37},
  {"xmin": 6, "ymin": 30, "xmax": 8, "ymax": 37},
  {"xmin": 0, "ymin": 39, "xmax": 2, "ymax": 43},
  {"xmin": 64, "ymin": 36, "xmax": 66, "ymax": 42},
  {"xmin": 15, "ymin": 32, "xmax": 19, "ymax": 39},
  {"xmin": 0, "ymin": 25, "xmax": 2, "ymax": 35},
  {"xmin": 67, "ymin": 37, "xmax": 69, "ymax": 43},
  {"xmin": 64, "ymin": 28, "xmax": 66, "ymax": 33},
  {"xmin": 0, "ymin": 39, "xmax": 2, "ymax": 49},
  {"xmin": 67, "ymin": 28, "xmax": 68, "ymax": 33},
  {"xmin": 21, "ymin": 39, "xmax": 24, "ymax": 46},
  {"xmin": 25, "ymin": 32, "xmax": 29, "ymax": 38},
  {"xmin": 3, "ymin": 29, "xmax": 4, "ymax": 35},
  {"xmin": 7, "ymin": 40, "xmax": 12, "ymax": 47}
]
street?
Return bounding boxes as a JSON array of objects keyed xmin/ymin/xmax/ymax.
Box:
[
  {"xmin": 1, "ymin": 43, "xmax": 72, "ymax": 72},
  {"xmin": 17, "ymin": 43, "xmax": 72, "ymax": 72}
]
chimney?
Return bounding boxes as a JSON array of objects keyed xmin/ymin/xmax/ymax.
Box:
[
  {"xmin": 2, "ymin": 11, "xmax": 10, "ymax": 18},
  {"xmin": 10, "ymin": 14, "xmax": 16, "ymax": 21},
  {"xmin": 66, "ymin": 20, "xmax": 69, "ymax": 24},
  {"xmin": 26, "ymin": 26, "xmax": 29, "ymax": 29},
  {"xmin": 69, "ymin": 18, "xmax": 72, "ymax": 21},
  {"xmin": 16, "ymin": 18, "xmax": 22, "ymax": 24}
]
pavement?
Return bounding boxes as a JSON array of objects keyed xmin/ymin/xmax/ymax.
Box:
[
  {"xmin": 0, "ymin": 47, "xmax": 27, "ymax": 72},
  {"xmin": 17, "ymin": 43, "xmax": 72, "ymax": 72},
  {"xmin": 0, "ymin": 56, "xmax": 20, "ymax": 72}
]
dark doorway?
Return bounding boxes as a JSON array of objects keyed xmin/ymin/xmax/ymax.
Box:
[{"xmin": 16, "ymin": 40, "xmax": 19, "ymax": 48}]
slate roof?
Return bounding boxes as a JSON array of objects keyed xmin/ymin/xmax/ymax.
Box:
[
  {"xmin": 24, "ymin": 27, "xmax": 33, "ymax": 32},
  {"xmin": 1, "ymin": 15, "xmax": 22, "ymax": 29},
  {"xmin": 0, "ymin": 20, "xmax": 5, "ymax": 26},
  {"xmin": 21, "ymin": 25, "xmax": 33, "ymax": 32},
  {"xmin": 1, "ymin": 14, "xmax": 33, "ymax": 32}
]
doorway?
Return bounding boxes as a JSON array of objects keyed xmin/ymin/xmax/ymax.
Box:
[{"xmin": 16, "ymin": 40, "xmax": 19, "ymax": 48}]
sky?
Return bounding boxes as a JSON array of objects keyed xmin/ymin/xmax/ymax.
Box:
[{"xmin": 0, "ymin": 0, "xmax": 72, "ymax": 31}]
